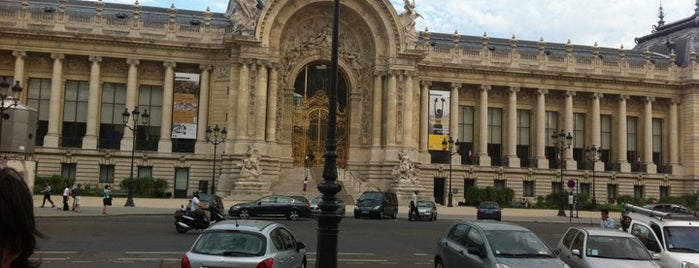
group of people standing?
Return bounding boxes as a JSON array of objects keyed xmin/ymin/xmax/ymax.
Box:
[{"xmin": 39, "ymin": 182, "xmax": 113, "ymax": 214}]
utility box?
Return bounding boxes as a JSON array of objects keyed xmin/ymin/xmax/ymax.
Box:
[{"xmin": 0, "ymin": 102, "xmax": 38, "ymax": 154}]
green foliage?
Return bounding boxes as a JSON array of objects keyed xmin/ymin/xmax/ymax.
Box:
[
  {"xmin": 119, "ymin": 176, "xmax": 169, "ymax": 198},
  {"xmin": 464, "ymin": 186, "xmax": 514, "ymax": 206},
  {"xmin": 33, "ymin": 175, "xmax": 73, "ymax": 195}
]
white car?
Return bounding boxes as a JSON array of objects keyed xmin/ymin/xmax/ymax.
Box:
[
  {"xmin": 181, "ymin": 220, "xmax": 307, "ymax": 268},
  {"xmin": 557, "ymin": 226, "xmax": 660, "ymax": 268}
]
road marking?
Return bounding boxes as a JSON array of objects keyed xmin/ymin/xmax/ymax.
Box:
[
  {"xmin": 35, "ymin": 251, "xmax": 78, "ymax": 254},
  {"xmin": 307, "ymin": 258, "xmax": 388, "ymax": 262},
  {"xmin": 118, "ymin": 258, "xmax": 180, "ymax": 262},
  {"xmin": 125, "ymin": 251, "xmax": 183, "ymax": 255},
  {"xmin": 30, "ymin": 257, "xmax": 69, "ymax": 261},
  {"xmin": 306, "ymin": 252, "xmax": 376, "ymax": 256},
  {"xmin": 414, "ymin": 253, "xmax": 429, "ymax": 256}
]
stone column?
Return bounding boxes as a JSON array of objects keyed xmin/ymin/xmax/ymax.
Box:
[
  {"xmin": 237, "ymin": 61, "xmax": 250, "ymax": 140},
  {"xmin": 643, "ymin": 96, "xmax": 656, "ymax": 173},
  {"xmin": 564, "ymin": 91, "xmax": 577, "ymax": 169},
  {"xmin": 477, "ymin": 84, "xmax": 491, "ymax": 166},
  {"xmin": 669, "ymin": 99, "xmax": 680, "ymax": 174},
  {"xmin": 386, "ymin": 71, "xmax": 397, "ymax": 147},
  {"xmin": 255, "ymin": 62, "xmax": 268, "ymax": 141},
  {"xmin": 419, "ymin": 81, "xmax": 430, "ymax": 152},
  {"xmin": 505, "ymin": 86, "xmax": 520, "ymax": 167},
  {"xmin": 450, "ymin": 82, "xmax": 462, "ymax": 164},
  {"xmin": 43, "ymin": 53, "xmax": 64, "ymax": 148},
  {"xmin": 195, "ymin": 64, "xmax": 211, "ymax": 154},
  {"xmin": 535, "ymin": 89, "xmax": 548, "ymax": 168},
  {"xmin": 158, "ymin": 61, "xmax": 175, "ymax": 152},
  {"xmin": 120, "ymin": 58, "xmax": 139, "ymax": 151},
  {"xmin": 591, "ymin": 93, "xmax": 603, "ymax": 171},
  {"xmin": 617, "ymin": 95, "xmax": 630, "ymax": 172},
  {"xmin": 371, "ymin": 72, "xmax": 383, "ymax": 148},
  {"xmin": 82, "ymin": 56, "xmax": 102, "ymax": 149},
  {"xmin": 12, "ymin": 51, "xmax": 26, "ymax": 100},
  {"xmin": 266, "ymin": 65, "xmax": 278, "ymax": 142},
  {"xmin": 402, "ymin": 72, "xmax": 414, "ymax": 148}
]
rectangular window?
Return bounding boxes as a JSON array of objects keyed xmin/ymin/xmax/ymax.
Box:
[
  {"xmin": 552, "ymin": 181, "xmax": 563, "ymax": 194},
  {"xmin": 488, "ymin": 108, "xmax": 503, "ymax": 166},
  {"xmin": 175, "ymin": 167, "xmax": 190, "ymax": 194},
  {"xmin": 652, "ymin": 118, "xmax": 663, "ymax": 170},
  {"xmin": 574, "ymin": 113, "xmax": 585, "ymax": 170},
  {"xmin": 600, "ymin": 115, "xmax": 612, "ymax": 171},
  {"xmin": 138, "ymin": 166, "xmax": 153, "ymax": 179},
  {"xmin": 627, "ymin": 117, "xmax": 640, "ymax": 172},
  {"xmin": 61, "ymin": 163, "xmax": 77, "ymax": 181},
  {"xmin": 546, "ymin": 111, "xmax": 559, "ymax": 169},
  {"xmin": 99, "ymin": 165, "xmax": 115, "ymax": 183},
  {"xmin": 660, "ymin": 186, "xmax": 670, "ymax": 199},
  {"xmin": 580, "ymin": 183, "xmax": 590, "ymax": 196},
  {"xmin": 26, "ymin": 78, "xmax": 51, "ymax": 146},
  {"xmin": 494, "ymin": 179, "xmax": 506, "ymax": 190},
  {"xmin": 138, "ymin": 85, "xmax": 163, "ymax": 151},
  {"xmin": 607, "ymin": 184, "xmax": 618, "ymax": 203},
  {"xmin": 99, "ymin": 83, "xmax": 127, "ymax": 149},
  {"xmin": 62, "ymin": 80, "xmax": 89, "ymax": 148},
  {"xmin": 458, "ymin": 106, "xmax": 475, "ymax": 165},
  {"xmin": 517, "ymin": 109, "xmax": 531, "ymax": 167},
  {"xmin": 463, "ymin": 178, "xmax": 475, "ymax": 198},
  {"xmin": 523, "ymin": 181, "xmax": 534, "ymax": 197},
  {"xmin": 634, "ymin": 185, "xmax": 644, "ymax": 199}
]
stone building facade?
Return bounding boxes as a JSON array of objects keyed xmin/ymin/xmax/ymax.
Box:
[{"xmin": 0, "ymin": 0, "xmax": 696, "ymax": 203}]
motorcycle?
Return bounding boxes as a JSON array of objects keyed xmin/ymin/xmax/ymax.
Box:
[{"xmin": 173, "ymin": 201, "xmax": 225, "ymax": 233}]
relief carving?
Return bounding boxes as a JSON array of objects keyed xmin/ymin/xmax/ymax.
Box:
[
  {"xmin": 398, "ymin": 0, "xmax": 421, "ymax": 49},
  {"xmin": 227, "ymin": 0, "xmax": 265, "ymax": 36},
  {"xmin": 392, "ymin": 151, "xmax": 419, "ymax": 183},
  {"xmin": 238, "ymin": 145, "xmax": 262, "ymax": 178}
]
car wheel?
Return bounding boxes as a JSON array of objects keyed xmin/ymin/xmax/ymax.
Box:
[
  {"xmin": 379, "ymin": 211, "xmax": 384, "ymax": 219},
  {"xmin": 434, "ymin": 258, "xmax": 444, "ymax": 268},
  {"xmin": 239, "ymin": 209, "xmax": 250, "ymax": 219},
  {"xmin": 391, "ymin": 209, "xmax": 397, "ymax": 219},
  {"xmin": 288, "ymin": 210, "xmax": 301, "ymax": 221},
  {"xmin": 354, "ymin": 213, "xmax": 360, "ymax": 219},
  {"xmin": 301, "ymin": 257, "xmax": 307, "ymax": 268}
]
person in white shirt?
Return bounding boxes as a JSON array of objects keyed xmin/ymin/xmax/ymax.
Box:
[
  {"xmin": 409, "ymin": 191, "xmax": 420, "ymax": 221},
  {"xmin": 190, "ymin": 191, "xmax": 211, "ymax": 222},
  {"xmin": 62, "ymin": 184, "xmax": 71, "ymax": 211},
  {"xmin": 600, "ymin": 209, "xmax": 615, "ymax": 228}
]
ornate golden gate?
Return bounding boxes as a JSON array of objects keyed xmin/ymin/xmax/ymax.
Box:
[{"xmin": 292, "ymin": 90, "xmax": 347, "ymax": 168}]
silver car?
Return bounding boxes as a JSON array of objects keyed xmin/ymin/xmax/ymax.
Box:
[
  {"xmin": 181, "ymin": 220, "xmax": 307, "ymax": 268},
  {"xmin": 557, "ymin": 226, "xmax": 660, "ymax": 268},
  {"xmin": 416, "ymin": 200, "xmax": 438, "ymax": 221},
  {"xmin": 435, "ymin": 220, "xmax": 568, "ymax": 268}
]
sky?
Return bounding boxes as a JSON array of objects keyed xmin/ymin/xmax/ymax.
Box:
[{"xmin": 91, "ymin": 0, "xmax": 697, "ymax": 48}]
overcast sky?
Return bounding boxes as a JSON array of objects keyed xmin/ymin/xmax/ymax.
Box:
[{"xmin": 93, "ymin": 0, "xmax": 697, "ymax": 48}]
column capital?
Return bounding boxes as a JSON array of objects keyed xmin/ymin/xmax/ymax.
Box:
[
  {"xmin": 126, "ymin": 58, "xmax": 140, "ymax": 66},
  {"xmin": 89, "ymin": 56, "xmax": 102, "ymax": 63},
  {"xmin": 199, "ymin": 64, "xmax": 211, "ymax": 71},
  {"xmin": 537, "ymin": 88, "xmax": 548, "ymax": 95},
  {"xmin": 451, "ymin": 82, "xmax": 462, "ymax": 91},
  {"xmin": 619, "ymin": 94, "xmax": 630, "ymax": 101},
  {"xmin": 51, "ymin": 53, "xmax": 64, "ymax": 60},
  {"xmin": 163, "ymin": 61, "xmax": 176, "ymax": 69},
  {"xmin": 509, "ymin": 86, "xmax": 520, "ymax": 93},
  {"xmin": 592, "ymin": 92, "xmax": 603, "ymax": 99},
  {"xmin": 401, "ymin": 70, "xmax": 415, "ymax": 77},
  {"xmin": 12, "ymin": 50, "xmax": 26, "ymax": 58},
  {"xmin": 670, "ymin": 98, "xmax": 680, "ymax": 105},
  {"xmin": 480, "ymin": 84, "xmax": 491, "ymax": 91},
  {"xmin": 421, "ymin": 80, "xmax": 432, "ymax": 88},
  {"xmin": 565, "ymin": 90, "xmax": 576, "ymax": 97},
  {"xmin": 644, "ymin": 96, "xmax": 655, "ymax": 103}
]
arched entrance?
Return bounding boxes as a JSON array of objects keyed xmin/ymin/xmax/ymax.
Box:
[{"xmin": 291, "ymin": 62, "xmax": 348, "ymax": 168}]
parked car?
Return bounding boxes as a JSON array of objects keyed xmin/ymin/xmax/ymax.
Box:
[
  {"xmin": 476, "ymin": 201, "xmax": 502, "ymax": 221},
  {"xmin": 353, "ymin": 191, "xmax": 398, "ymax": 219},
  {"xmin": 309, "ymin": 196, "xmax": 346, "ymax": 217},
  {"xmin": 181, "ymin": 220, "xmax": 307, "ymax": 268},
  {"xmin": 642, "ymin": 203, "xmax": 697, "ymax": 215},
  {"xmin": 557, "ymin": 226, "xmax": 660, "ymax": 268},
  {"xmin": 228, "ymin": 195, "xmax": 312, "ymax": 221},
  {"xmin": 415, "ymin": 200, "xmax": 438, "ymax": 221},
  {"xmin": 434, "ymin": 220, "xmax": 566, "ymax": 268}
]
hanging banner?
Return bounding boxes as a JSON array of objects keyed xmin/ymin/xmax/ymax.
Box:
[
  {"xmin": 172, "ymin": 72, "xmax": 200, "ymax": 139},
  {"xmin": 428, "ymin": 90, "xmax": 450, "ymax": 150}
]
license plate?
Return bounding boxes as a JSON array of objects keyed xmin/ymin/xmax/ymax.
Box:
[{"xmin": 362, "ymin": 211, "xmax": 369, "ymax": 214}]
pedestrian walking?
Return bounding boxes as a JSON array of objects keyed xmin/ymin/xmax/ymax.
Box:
[
  {"xmin": 600, "ymin": 209, "xmax": 615, "ymax": 228},
  {"xmin": 62, "ymin": 184, "xmax": 70, "ymax": 211},
  {"xmin": 72, "ymin": 184, "xmax": 82, "ymax": 213},
  {"xmin": 40, "ymin": 182, "xmax": 55, "ymax": 208},
  {"xmin": 0, "ymin": 167, "xmax": 42, "ymax": 268},
  {"xmin": 302, "ymin": 177, "xmax": 308, "ymax": 195},
  {"xmin": 409, "ymin": 191, "xmax": 420, "ymax": 221},
  {"xmin": 102, "ymin": 185, "xmax": 112, "ymax": 215}
]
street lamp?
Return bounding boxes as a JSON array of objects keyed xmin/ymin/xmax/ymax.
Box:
[
  {"xmin": 315, "ymin": 0, "xmax": 342, "ymax": 266},
  {"xmin": 442, "ymin": 137, "xmax": 459, "ymax": 207},
  {"xmin": 586, "ymin": 145, "xmax": 601, "ymax": 209},
  {"xmin": 0, "ymin": 79, "xmax": 23, "ymax": 149},
  {"xmin": 552, "ymin": 130, "xmax": 573, "ymax": 217},
  {"xmin": 122, "ymin": 106, "xmax": 149, "ymax": 207},
  {"xmin": 206, "ymin": 124, "xmax": 227, "ymax": 195}
]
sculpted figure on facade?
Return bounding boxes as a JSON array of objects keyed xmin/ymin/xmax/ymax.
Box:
[
  {"xmin": 399, "ymin": 0, "xmax": 421, "ymax": 49},
  {"xmin": 392, "ymin": 151, "xmax": 418, "ymax": 183},
  {"xmin": 226, "ymin": 0, "xmax": 265, "ymax": 35},
  {"xmin": 239, "ymin": 145, "xmax": 262, "ymax": 178}
]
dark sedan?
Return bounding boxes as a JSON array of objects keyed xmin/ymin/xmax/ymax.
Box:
[
  {"xmin": 228, "ymin": 195, "xmax": 312, "ymax": 221},
  {"xmin": 476, "ymin": 201, "xmax": 502, "ymax": 221},
  {"xmin": 309, "ymin": 196, "xmax": 346, "ymax": 217}
]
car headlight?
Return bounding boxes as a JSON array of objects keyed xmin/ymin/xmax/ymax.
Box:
[
  {"xmin": 682, "ymin": 261, "xmax": 699, "ymax": 268},
  {"xmin": 372, "ymin": 205, "xmax": 381, "ymax": 210},
  {"xmin": 495, "ymin": 264, "xmax": 512, "ymax": 268},
  {"xmin": 232, "ymin": 205, "xmax": 240, "ymax": 210}
]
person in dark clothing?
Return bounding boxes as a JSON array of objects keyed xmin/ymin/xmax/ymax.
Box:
[{"xmin": 40, "ymin": 183, "xmax": 55, "ymax": 208}]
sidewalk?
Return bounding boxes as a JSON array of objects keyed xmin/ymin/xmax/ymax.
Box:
[{"xmin": 33, "ymin": 195, "xmax": 616, "ymax": 224}]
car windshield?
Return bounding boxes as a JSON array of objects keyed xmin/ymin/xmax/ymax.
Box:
[
  {"xmin": 479, "ymin": 202, "xmax": 499, "ymax": 209},
  {"xmin": 486, "ymin": 230, "xmax": 555, "ymax": 258},
  {"xmin": 417, "ymin": 201, "xmax": 433, "ymax": 208},
  {"xmin": 359, "ymin": 192, "xmax": 383, "ymax": 201},
  {"xmin": 311, "ymin": 197, "xmax": 322, "ymax": 204},
  {"xmin": 664, "ymin": 226, "xmax": 699, "ymax": 253},
  {"xmin": 192, "ymin": 231, "xmax": 265, "ymax": 256},
  {"xmin": 586, "ymin": 235, "xmax": 652, "ymax": 260}
]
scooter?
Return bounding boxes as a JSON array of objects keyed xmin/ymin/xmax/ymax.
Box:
[{"xmin": 173, "ymin": 203, "xmax": 225, "ymax": 233}]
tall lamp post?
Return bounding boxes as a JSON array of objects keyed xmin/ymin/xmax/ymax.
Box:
[
  {"xmin": 0, "ymin": 79, "xmax": 23, "ymax": 148},
  {"xmin": 442, "ymin": 137, "xmax": 459, "ymax": 207},
  {"xmin": 206, "ymin": 124, "xmax": 227, "ymax": 195},
  {"xmin": 122, "ymin": 106, "xmax": 149, "ymax": 207},
  {"xmin": 316, "ymin": 0, "xmax": 342, "ymax": 266},
  {"xmin": 552, "ymin": 130, "xmax": 573, "ymax": 217},
  {"xmin": 586, "ymin": 145, "xmax": 601, "ymax": 209}
]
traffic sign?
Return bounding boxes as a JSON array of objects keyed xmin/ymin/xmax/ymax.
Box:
[{"xmin": 567, "ymin": 179, "xmax": 576, "ymax": 189}]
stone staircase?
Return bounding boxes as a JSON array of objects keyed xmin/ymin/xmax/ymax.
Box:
[
  {"xmin": 308, "ymin": 167, "xmax": 355, "ymax": 205},
  {"xmin": 268, "ymin": 167, "xmax": 320, "ymax": 197}
]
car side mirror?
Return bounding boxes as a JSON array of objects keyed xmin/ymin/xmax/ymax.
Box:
[
  {"xmin": 257, "ymin": 201, "xmax": 262, "ymax": 205},
  {"xmin": 651, "ymin": 252, "xmax": 661, "ymax": 260},
  {"xmin": 467, "ymin": 246, "xmax": 486, "ymax": 258},
  {"xmin": 571, "ymin": 249, "xmax": 582, "ymax": 258},
  {"xmin": 296, "ymin": 241, "xmax": 306, "ymax": 251}
]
